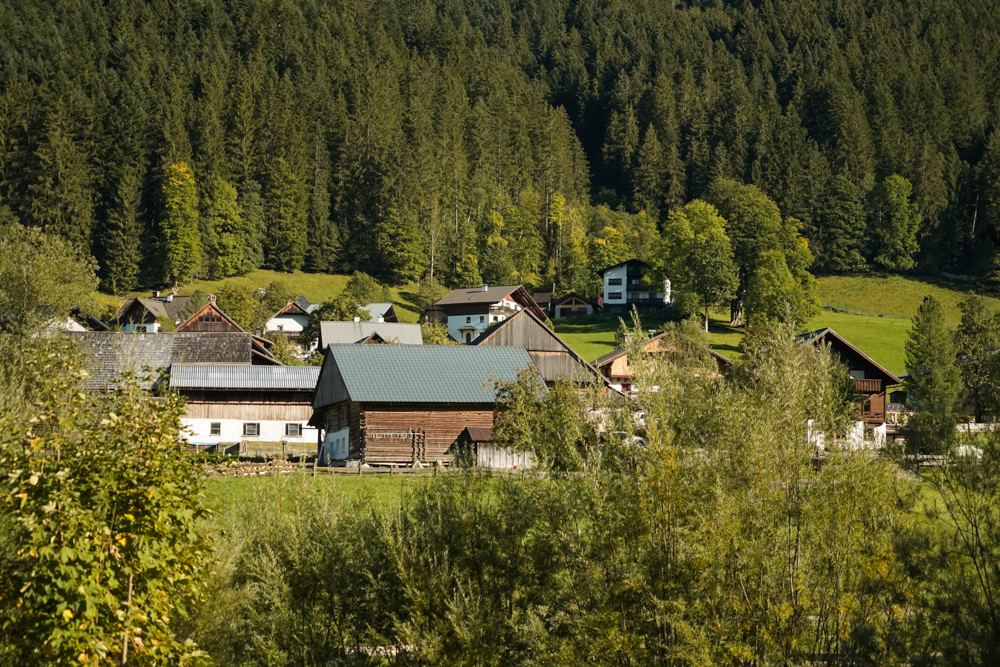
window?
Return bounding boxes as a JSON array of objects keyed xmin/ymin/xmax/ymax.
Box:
[
  {"xmin": 210, "ymin": 422, "xmax": 221, "ymax": 436},
  {"xmin": 285, "ymin": 423, "xmax": 302, "ymax": 437},
  {"xmin": 492, "ymin": 316, "xmax": 498, "ymax": 323},
  {"xmin": 479, "ymin": 315, "xmax": 484, "ymax": 323},
  {"xmin": 608, "ymin": 277, "xmax": 623, "ymax": 286},
  {"xmin": 850, "ymin": 370, "xmax": 865, "ymax": 380},
  {"xmin": 466, "ymin": 316, "xmax": 472, "ymax": 324},
  {"xmin": 243, "ymin": 423, "xmax": 260, "ymax": 437},
  {"xmin": 608, "ymin": 292, "xmax": 622, "ymax": 300},
  {"xmin": 277, "ymin": 324, "xmax": 284, "ymax": 331}
]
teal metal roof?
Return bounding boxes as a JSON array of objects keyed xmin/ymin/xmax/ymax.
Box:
[{"xmin": 314, "ymin": 345, "xmax": 534, "ymax": 407}]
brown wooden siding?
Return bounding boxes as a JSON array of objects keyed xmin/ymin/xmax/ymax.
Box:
[
  {"xmin": 185, "ymin": 402, "xmax": 313, "ymax": 420},
  {"xmin": 362, "ymin": 405, "xmax": 494, "ymax": 464}
]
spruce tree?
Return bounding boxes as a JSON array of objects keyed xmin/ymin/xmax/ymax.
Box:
[
  {"xmin": 29, "ymin": 104, "xmax": 95, "ymax": 251},
  {"xmin": 160, "ymin": 162, "xmax": 201, "ymax": 286},
  {"xmin": 238, "ymin": 179, "xmax": 265, "ymax": 271},
  {"xmin": 264, "ymin": 157, "xmax": 307, "ymax": 271},
  {"xmin": 633, "ymin": 126, "xmax": 665, "ymax": 219},
  {"xmin": 954, "ymin": 295, "xmax": 1000, "ymax": 421},
  {"xmin": 869, "ymin": 174, "xmax": 921, "ymax": 270},
  {"xmin": 376, "ymin": 205, "xmax": 427, "ymax": 285},
  {"xmin": 818, "ymin": 176, "xmax": 866, "ymax": 272},
  {"xmin": 99, "ymin": 164, "xmax": 144, "ymax": 293},
  {"xmin": 904, "ymin": 295, "xmax": 962, "ymax": 453}
]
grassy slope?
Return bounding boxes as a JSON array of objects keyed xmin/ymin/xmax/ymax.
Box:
[{"xmin": 814, "ymin": 274, "xmax": 997, "ymax": 323}]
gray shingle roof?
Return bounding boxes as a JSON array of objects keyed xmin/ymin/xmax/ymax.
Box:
[
  {"xmin": 68, "ymin": 332, "xmax": 254, "ymax": 389},
  {"xmin": 113, "ymin": 295, "xmax": 192, "ymax": 323},
  {"xmin": 318, "ymin": 321, "xmax": 423, "ymax": 346},
  {"xmin": 362, "ymin": 303, "xmax": 393, "ymax": 319},
  {"xmin": 170, "ymin": 364, "xmax": 319, "ymax": 390},
  {"xmin": 314, "ymin": 345, "xmax": 534, "ymax": 407},
  {"xmin": 433, "ymin": 285, "xmax": 522, "ymax": 306}
]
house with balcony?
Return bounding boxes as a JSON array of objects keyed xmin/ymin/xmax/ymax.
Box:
[
  {"xmin": 798, "ymin": 328, "xmax": 901, "ymax": 444},
  {"xmin": 597, "ymin": 259, "xmax": 671, "ymax": 314},
  {"xmin": 430, "ymin": 284, "xmax": 547, "ymax": 343}
]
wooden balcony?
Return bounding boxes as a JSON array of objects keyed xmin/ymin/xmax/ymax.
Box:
[{"xmin": 853, "ymin": 378, "xmax": 881, "ymax": 393}]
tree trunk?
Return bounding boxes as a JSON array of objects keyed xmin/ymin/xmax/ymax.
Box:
[
  {"xmin": 704, "ymin": 300, "xmax": 710, "ymax": 332},
  {"xmin": 730, "ymin": 298, "xmax": 744, "ymax": 327}
]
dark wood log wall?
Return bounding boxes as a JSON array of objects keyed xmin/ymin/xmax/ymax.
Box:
[{"xmin": 362, "ymin": 405, "xmax": 495, "ymax": 464}]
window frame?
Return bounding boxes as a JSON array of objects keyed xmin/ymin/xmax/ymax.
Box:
[
  {"xmin": 607, "ymin": 292, "xmax": 623, "ymax": 300},
  {"xmin": 243, "ymin": 422, "xmax": 260, "ymax": 437},
  {"xmin": 210, "ymin": 422, "xmax": 221, "ymax": 436},
  {"xmin": 285, "ymin": 423, "xmax": 302, "ymax": 437}
]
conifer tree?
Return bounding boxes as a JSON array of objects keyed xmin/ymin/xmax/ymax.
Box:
[
  {"xmin": 264, "ymin": 157, "xmax": 307, "ymax": 271},
  {"xmin": 99, "ymin": 164, "xmax": 144, "ymax": 293},
  {"xmin": 634, "ymin": 126, "xmax": 665, "ymax": 219},
  {"xmin": 376, "ymin": 205, "xmax": 427, "ymax": 285},
  {"xmin": 480, "ymin": 211, "xmax": 516, "ymax": 286},
  {"xmin": 29, "ymin": 104, "xmax": 95, "ymax": 250},
  {"xmin": 305, "ymin": 125, "xmax": 337, "ymax": 274},
  {"xmin": 454, "ymin": 253, "xmax": 483, "ymax": 288},
  {"xmin": 869, "ymin": 174, "xmax": 921, "ymax": 270},
  {"xmin": 160, "ymin": 162, "xmax": 201, "ymax": 286},
  {"xmin": 206, "ymin": 178, "xmax": 247, "ymax": 277},
  {"xmin": 954, "ymin": 295, "xmax": 1000, "ymax": 421},
  {"xmin": 904, "ymin": 295, "xmax": 962, "ymax": 453},
  {"xmin": 818, "ymin": 176, "xmax": 866, "ymax": 272},
  {"xmin": 238, "ymin": 179, "xmax": 265, "ymax": 271}
]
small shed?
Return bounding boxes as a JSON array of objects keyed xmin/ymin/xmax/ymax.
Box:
[{"xmin": 456, "ymin": 426, "xmax": 534, "ymax": 470}]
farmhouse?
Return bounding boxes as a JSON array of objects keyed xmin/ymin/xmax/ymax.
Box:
[
  {"xmin": 472, "ymin": 308, "xmax": 602, "ymax": 385},
  {"xmin": 797, "ymin": 328, "xmax": 901, "ymax": 427},
  {"xmin": 595, "ymin": 331, "xmax": 732, "ymax": 394},
  {"xmin": 532, "ymin": 292, "xmax": 552, "ymax": 314},
  {"xmin": 311, "ymin": 345, "xmax": 533, "ymax": 466},
  {"xmin": 597, "ymin": 259, "xmax": 671, "ymax": 314},
  {"xmin": 169, "ymin": 364, "xmax": 320, "ymax": 454},
  {"xmin": 175, "ymin": 299, "xmax": 277, "ymax": 364},
  {"xmin": 68, "ymin": 332, "xmax": 260, "ymax": 390},
  {"xmin": 112, "ymin": 292, "xmax": 192, "ymax": 332},
  {"xmin": 430, "ymin": 284, "xmax": 546, "ymax": 343},
  {"xmin": 318, "ymin": 321, "xmax": 423, "ymax": 347},
  {"xmin": 264, "ymin": 301, "xmax": 311, "ymax": 340}
]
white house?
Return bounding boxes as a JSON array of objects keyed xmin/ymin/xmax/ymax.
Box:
[
  {"xmin": 597, "ymin": 259, "xmax": 671, "ymax": 314},
  {"xmin": 169, "ymin": 364, "xmax": 321, "ymax": 453},
  {"xmin": 430, "ymin": 284, "xmax": 547, "ymax": 343},
  {"xmin": 265, "ymin": 301, "xmax": 311, "ymax": 340}
]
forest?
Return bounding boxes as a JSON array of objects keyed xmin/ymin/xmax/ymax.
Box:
[{"xmin": 2, "ymin": 0, "xmax": 1000, "ymax": 296}]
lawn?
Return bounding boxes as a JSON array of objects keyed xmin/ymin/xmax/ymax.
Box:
[
  {"xmin": 814, "ymin": 273, "xmax": 995, "ymax": 324},
  {"xmin": 205, "ymin": 472, "xmax": 431, "ymax": 517}
]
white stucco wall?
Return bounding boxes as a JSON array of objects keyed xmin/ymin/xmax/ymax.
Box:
[
  {"xmin": 266, "ymin": 313, "xmax": 309, "ymax": 334},
  {"xmin": 122, "ymin": 322, "xmax": 160, "ymax": 333},
  {"xmin": 321, "ymin": 427, "xmax": 350, "ymax": 463},
  {"xmin": 182, "ymin": 418, "xmax": 317, "ymax": 445},
  {"xmin": 602, "ymin": 264, "xmax": 628, "ymax": 305},
  {"xmin": 447, "ymin": 300, "xmax": 522, "ymax": 343}
]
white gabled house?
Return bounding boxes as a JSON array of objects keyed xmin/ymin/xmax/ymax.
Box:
[
  {"xmin": 597, "ymin": 259, "xmax": 671, "ymax": 314},
  {"xmin": 428, "ymin": 284, "xmax": 547, "ymax": 343},
  {"xmin": 265, "ymin": 301, "xmax": 311, "ymax": 340}
]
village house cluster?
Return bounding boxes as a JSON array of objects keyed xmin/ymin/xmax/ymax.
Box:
[{"xmin": 64, "ymin": 258, "xmax": 901, "ymax": 467}]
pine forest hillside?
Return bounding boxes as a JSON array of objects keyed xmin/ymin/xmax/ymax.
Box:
[{"xmin": 3, "ymin": 0, "xmax": 1000, "ymax": 296}]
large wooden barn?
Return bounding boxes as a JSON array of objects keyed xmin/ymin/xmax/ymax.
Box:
[{"xmin": 310, "ymin": 345, "xmax": 532, "ymax": 466}]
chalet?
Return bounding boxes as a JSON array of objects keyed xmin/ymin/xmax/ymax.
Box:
[
  {"xmin": 472, "ymin": 308, "xmax": 601, "ymax": 385},
  {"xmin": 68, "ymin": 332, "xmax": 261, "ymax": 390},
  {"xmin": 797, "ymin": 328, "xmax": 901, "ymax": 428},
  {"xmin": 597, "ymin": 259, "xmax": 671, "ymax": 314},
  {"xmin": 431, "ymin": 284, "xmax": 546, "ymax": 343},
  {"xmin": 551, "ymin": 292, "xmax": 596, "ymax": 318},
  {"xmin": 176, "ymin": 299, "xmax": 278, "ymax": 364},
  {"xmin": 112, "ymin": 292, "xmax": 192, "ymax": 332},
  {"xmin": 595, "ymin": 332, "xmax": 732, "ymax": 394},
  {"xmin": 318, "ymin": 321, "xmax": 423, "ymax": 347},
  {"xmin": 265, "ymin": 301, "xmax": 311, "ymax": 340},
  {"xmin": 169, "ymin": 364, "xmax": 320, "ymax": 454},
  {"xmin": 361, "ymin": 303, "xmax": 400, "ymax": 323},
  {"xmin": 311, "ymin": 345, "xmax": 533, "ymax": 466}
]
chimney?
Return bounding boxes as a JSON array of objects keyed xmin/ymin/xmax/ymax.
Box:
[
  {"xmin": 153, "ymin": 291, "xmax": 161, "ymax": 298},
  {"xmin": 354, "ymin": 317, "xmax": 361, "ymax": 322},
  {"xmin": 480, "ymin": 284, "xmax": 488, "ymax": 292},
  {"xmin": 378, "ymin": 316, "xmax": 385, "ymax": 322},
  {"xmin": 166, "ymin": 294, "xmax": 173, "ymax": 302}
]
